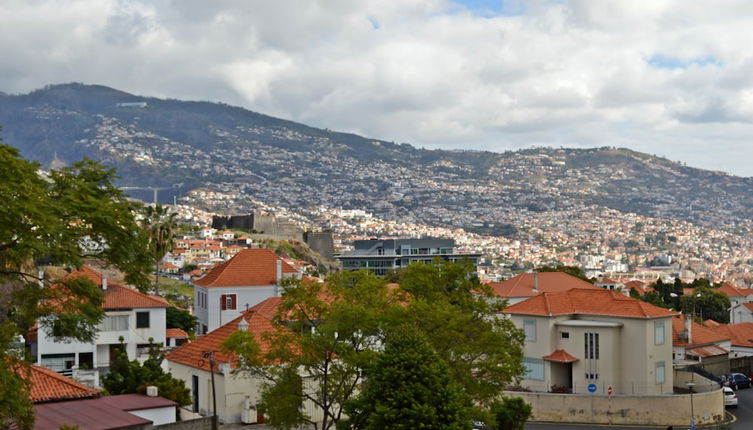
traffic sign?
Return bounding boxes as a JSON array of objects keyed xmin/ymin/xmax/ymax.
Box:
[
  {"xmin": 608, "ymin": 386, "xmax": 613, "ymax": 397},
  {"xmin": 587, "ymin": 383, "xmax": 597, "ymax": 393}
]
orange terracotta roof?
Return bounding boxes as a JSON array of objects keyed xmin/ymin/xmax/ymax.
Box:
[
  {"xmin": 490, "ymin": 272, "xmax": 600, "ymax": 298},
  {"xmin": 61, "ymin": 266, "xmax": 169, "ymax": 309},
  {"xmin": 705, "ymin": 319, "xmax": 721, "ymax": 328},
  {"xmin": 166, "ymin": 328, "xmax": 189, "ymax": 339},
  {"xmin": 597, "ymin": 277, "xmax": 619, "ymax": 284},
  {"xmin": 503, "ymin": 289, "xmax": 677, "ymax": 319},
  {"xmin": 624, "ymin": 280, "xmax": 649, "ymax": 295},
  {"xmin": 194, "ymin": 248, "xmax": 297, "ymax": 287},
  {"xmin": 21, "ymin": 364, "xmax": 101, "ymax": 403},
  {"xmin": 166, "ymin": 297, "xmax": 288, "ymax": 371},
  {"xmin": 543, "ymin": 349, "xmax": 578, "ymax": 363},
  {"xmin": 672, "ymin": 314, "xmax": 729, "ymax": 347},
  {"xmin": 712, "ymin": 322, "xmax": 753, "ymax": 348},
  {"xmin": 743, "ymin": 303, "xmax": 753, "ymax": 312},
  {"xmin": 717, "ymin": 283, "xmax": 753, "ymax": 298}
]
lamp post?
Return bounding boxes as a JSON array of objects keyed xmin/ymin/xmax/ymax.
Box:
[{"xmin": 686, "ymin": 381, "xmax": 696, "ymax": 430}]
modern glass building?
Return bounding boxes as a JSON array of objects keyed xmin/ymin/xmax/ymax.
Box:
[{"xmin": 336, "ymin": 238, "xmax": 481, "ymax": 275}]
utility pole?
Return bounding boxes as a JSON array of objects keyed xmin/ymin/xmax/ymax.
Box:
[{"xmin": 202, "ymin": 350, "xmax": 218, "ymax": 430}]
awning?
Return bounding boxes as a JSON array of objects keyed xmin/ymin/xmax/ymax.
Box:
[{"xmin": 543, "ymin": 349, "xmax": 579, "ymax": 363}]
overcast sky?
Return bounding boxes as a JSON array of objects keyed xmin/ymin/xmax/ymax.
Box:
[{"xmin": 3, "ymin": 0, "xmax": 753, "ymax": 176}]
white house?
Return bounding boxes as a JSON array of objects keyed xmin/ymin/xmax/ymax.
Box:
[
  {"xmin": 502, "ymin": 288, "xmax": 677, "ymax": 396},
  {"xmin": 36, "ymin": 266, "xmax": 168, "ymax": 386},
  {"xmin": 193, "ymin": 248, "xmax": 300, "ymax": 334},
  {"xmin": 167, "ymin": 297, "xmax": 321, "ymax": 424}
]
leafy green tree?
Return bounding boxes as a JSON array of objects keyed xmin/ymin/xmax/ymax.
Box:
[
  {"xmin": 680, "ymin": 287, "xmax": 730, "ymax": 323},
  {"xmin": 340, "ymin": 328, "xmax": 471, "ymax": 430},
  {"xmin": 166, "ymin": 306, "xmax": 197, "ymax": 336},
  {"xmin": 489, "ymin": 396, "xmax": 532, "ymax": 430},
  {"xmin": 224, "ymin": 271, "xmax": 397, "ymax": 430},
  {"xmin": 535, "ymin": 265, "xmax": 591, "ymax": 282},
  {"xmin": 0, "ymin": 140, "xmax": 152, "ymax": 429},
  {"xmin": 141, "ymin": 204, "xmax": 177, "ymax": 295},
  {"xmin": 102, "ymin": 343, "xmax": 191, "ymax": 405},
  {"xmin": 398, "ymin": 260, "xmax": 526, "ymax": 403},
  {"xmin": 224, "ymin": 261, "xmax": 525, "ymax": 430}
]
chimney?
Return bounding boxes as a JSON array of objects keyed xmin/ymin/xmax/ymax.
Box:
[
  {"xmin": 276, "ymin": 259, "xmax": 282, "ymax": 284},
  {"xmin": 684, "ymin": 313, "xmax": 692, "ymax": 344},
  {"xmin": 102, "ymin": 278, "xmax": 108, "ymax": 291},
  {"xmin": 532, "ymin": 271, "xmax": 539, "ymax": 294},
  {"xmin": 146, "ymin": 386, "xmax": 158, "ymax": 397},
  {"xmin": 238, "ymin": 318, "xmax": 249, "ymax": 332}
]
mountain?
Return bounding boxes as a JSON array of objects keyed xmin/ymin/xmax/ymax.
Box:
[{"xmin": 2, "ymin": 83, "xmax": 753, "ymax": 237}]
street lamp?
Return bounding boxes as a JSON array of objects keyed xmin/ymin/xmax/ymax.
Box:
[{"xmin": 686, "ymin": 381, "xmax": 696, "ymax": 430}]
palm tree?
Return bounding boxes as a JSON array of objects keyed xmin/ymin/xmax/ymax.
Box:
[{"xmin": 142, "ymin": 204, "xmax": 177, "ymax": 296}]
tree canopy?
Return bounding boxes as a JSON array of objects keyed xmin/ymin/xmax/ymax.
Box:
[
  {"xmin": 103, "ymin": 343, "xmax": 191, "ymax": 405},
  {"xmin": 340, "ymin": 328, "xmax": 471, "ymax": 430},
  {"xmin": 223, "ymin": 260, "xmax": 525, "ymax": 430},
  {"xmin": 0, "ymin": 140, "xmax": 152, "ymax": 429}
]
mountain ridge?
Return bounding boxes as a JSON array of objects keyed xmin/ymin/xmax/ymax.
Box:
[{"xmin": 1, "ymin": 83, "xmax": 752, "ymax": 237}]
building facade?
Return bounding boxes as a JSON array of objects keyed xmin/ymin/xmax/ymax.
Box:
[
  {"xmin": 502, "ymin": 288, "xmax": 677, "ymax": 396},
  {"xmin": 337, "ymin": 238, "xmax": 481, "ymax": 275},
  {"xmin": 35, "ymin": 266, "xmax": 168, "ymax": 386},
  {"xmin": 192, "ymin": 248, "xmax": 300, "ymax": 334}
]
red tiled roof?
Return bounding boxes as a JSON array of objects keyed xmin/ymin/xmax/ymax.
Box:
[
  {"xmin": 61, "ymin": 266, "xmax": 169, "ymax": 310},
  {"xmin": 22, "ymin": 364, "xmax": 101, "ymax": 403},
  {"xmin": 490, "ymin": 272, "xmax": 600, "ymax": 298},
  {"xmin": 712, "ymin": 322, "xmax": 753, "ymax": 348},
  {"xmin": 503, "ymin": 288, "xmax": 677, "ymax": 319},
  {"xmin": 597, "ymin": 277, "xmax": 619, "ymax": 284},
  {"xmin": 672, "ymin": 314, "xmax": 729, "ymax": 347},
  {"xmin": 543, "ymin": 349, "xmax": 578, "ymax": 363},
  {"xmin": 717, "ymin": 283, "xmax": 753, "ymax": 298},
  {"xmin": 166, "ymin": 297, "xmax": 289, "ymax": 371},
  {"xmin": 624, "ymin": 280, "xmax": 649, "ymax": 295},
  {"xmin": 166, "ymin": 328, "xmax": 189, "ymax": 339},
  {"xmin": 194, "ymin": 248, "xmax": 297, "ymax": 287}
]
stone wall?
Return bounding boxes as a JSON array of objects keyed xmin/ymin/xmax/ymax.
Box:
[{"xmin": 509, "ymin": 388, "xmax": 725, "ymax": 427}]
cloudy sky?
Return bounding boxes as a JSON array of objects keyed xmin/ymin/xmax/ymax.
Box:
[{"xmin": 3, "ymin": 0, "xmax": 753, "ymax": 176}]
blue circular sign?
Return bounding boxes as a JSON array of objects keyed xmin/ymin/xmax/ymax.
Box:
[{"xmin": 587, "ymin": 383, "xmax": 597, "ymax": 393}]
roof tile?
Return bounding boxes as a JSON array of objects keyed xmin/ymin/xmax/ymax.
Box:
[
  {"xmin": 503, "ymin": 288, "xmax": 677, "ymax": 319},
  {"xmin": 490, "ymin": 272, "xmax": 600, "ymax": 298},
  {"xmin": 194, "ymin": 249, "xmax": 297, "ymax": 287},
  {"xmin": 166, "ymin": 297, "xmax": 287, "ymax": 371}
]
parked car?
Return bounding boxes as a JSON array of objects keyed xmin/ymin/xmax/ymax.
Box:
[
  {"xmin": 723, "ymin": 386, "xmax": 738, "ymax": 408},
  {"xmin": 723, "ymin": 373, "xmax": 752, "ymax": 389}
]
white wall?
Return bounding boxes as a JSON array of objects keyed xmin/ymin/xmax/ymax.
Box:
[
  {"xmin": 198, "ymin": 286, "xmax": 277, "ymax": 333},
  {"xmin": 128, "ymin": 406, "xmax": 176, "ymax": 426}
]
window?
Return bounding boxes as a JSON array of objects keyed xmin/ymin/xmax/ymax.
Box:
[
  {"xmin": 655, "ymin": 321, "xmax": 665, "ymax": 345},
  {"xmin": 136, "ymin": 311, "xmax": 150, "ymax": 329},
  {"xmin": 220, "ymin": 294, "xmax": 236, "ymax": 310},
  {"xmin": 523, "ymin": 357, "xmax": 544, "ymax": 380},
  {"xmin": 560, "ymin": 331, "xmax": 570, "ymax": 339},
  {"xmin": 523, "ymin": 319, "xmax": 536, "ymax": 342},
  {"xmin": 99, "ymin": 315, "xmax": 128, "ymax": 331},
  {"xmin": 656, "ymin": 361, "xmax": 665, "ymax": 384},
  {"xmin": 584, "ymin": 332, "xmax": 599, "ymax": 359}
]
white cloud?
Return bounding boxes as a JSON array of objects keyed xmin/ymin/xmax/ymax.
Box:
[{"xmin": 2, "ymin": 0, "xmax": 753, "ymax": 175}]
